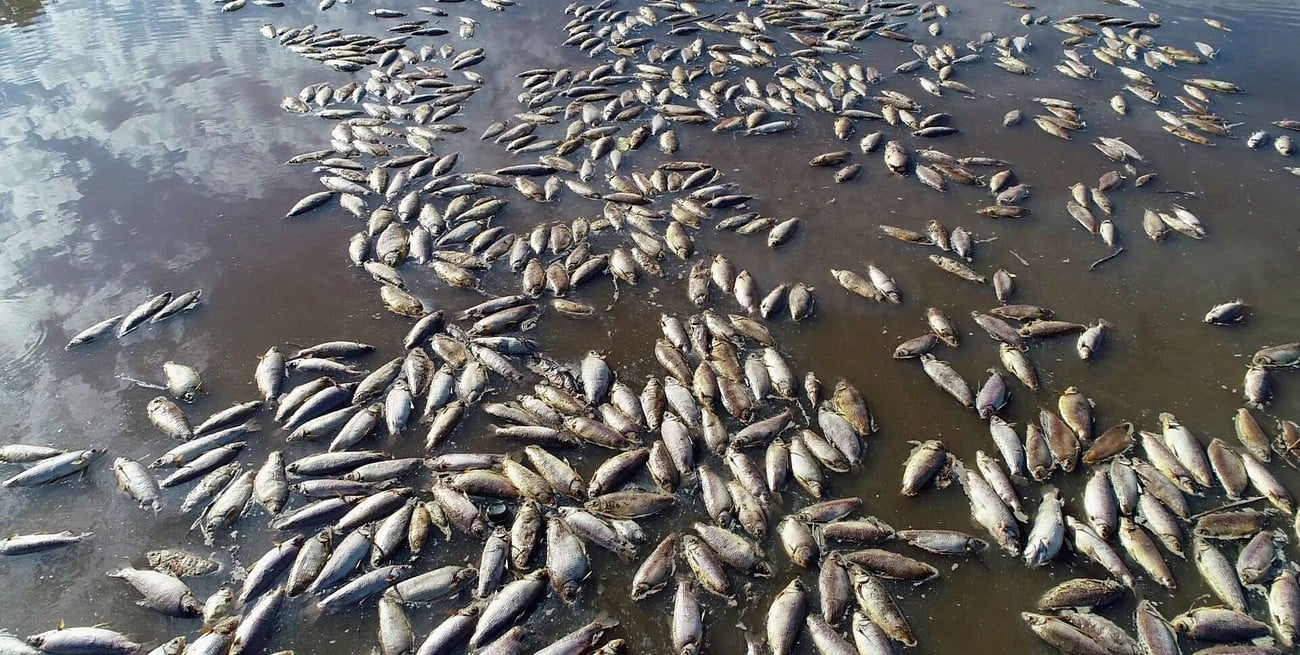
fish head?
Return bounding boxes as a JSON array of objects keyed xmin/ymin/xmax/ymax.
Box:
[{"xmin": 469, "ymin": 520, "xmax": 488, "ymax": 539}]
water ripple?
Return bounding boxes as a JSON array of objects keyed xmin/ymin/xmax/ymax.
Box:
[{"xmin": 0, "ymin": 294, "xmax": 48, "ymax": 378}]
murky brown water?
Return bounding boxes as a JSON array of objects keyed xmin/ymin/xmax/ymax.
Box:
[{"xmin": 2, "ymin": 0, "xmax": 1300, "ymax": 652}]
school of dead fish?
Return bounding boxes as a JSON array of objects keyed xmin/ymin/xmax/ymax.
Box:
[{"xmin": 8, "ymin": 0, "xmax": 1300, "ymax": 654}]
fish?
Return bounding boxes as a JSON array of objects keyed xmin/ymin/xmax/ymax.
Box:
[
  {"xmin": 108, "ymin": 567, "xmax": 201, "ymax": 617},
  {"xmin": 149, "ymin": 290, "xmax": 202, "ymax": 324},
  {"xmin": 0, "ymin": 531, "xmax": 92, "ymax": 556},
  {"xmin": 1023, "ymin": 487, "xmax": 1064, "ymax": 567},
  {"xmin": 928, "ymin": 255, "xmax": 986, "ymax": 282},
  {"xmin": 113, "ymin": 458, "xmax": 163, "ymax": 512},
  {"xmin": 1076, "ymin": 320, "xmax": 1109, "ymax": 361},
  {"xmin": 919, "ymin": 355, "xmax": 973, "ymax": 406},
  {"xmin": 3, "ymin": 448, "xmax": 105, "ymax": 487},
  {"xmin": 27, "ymin": 628, "xmax": 142, "ymax": 655},
  {"xmin": 1253, "ymin": 342, "xmax": 1300, "ymax": 367},
  {"xmin": 1272, "ymin": 571, "xmax": 1300, "ymax": 649},
  {"xmin": 65, "ymin": 315, "xmax": 124, "ymax": 349},
  {"xmin": 1172, "ymin": 607, "xmax": 1269, "ymax": 642},
  {"xmin": 954, "ymin": 460, "xmax": 1021, "ymax": 554},
  {"xmin": 1065, "ymin": 519, "xmax": 1133, "ymax": 588},
  {"xmin": 767, "ymin": 579, "xmax": 807, "ymax": 655},
  {"xmin": 163, "ymin": 361, "xmax": 202, "ymax": 402},
  {"xmin": 117, "ymin": 292, "xmax": 172, "ymax": 337},
  {"xmin": 1023, "ymin": 613, "xmax": 1107, "ymax": 655},
  {"xmin": 1037, "ymin": 578, "xmax": 1126, "ymax": 611}
]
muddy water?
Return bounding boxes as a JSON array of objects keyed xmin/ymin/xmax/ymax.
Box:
[{"xmin": 1, "ymin": 0, "xmax": 1300, "ymax": 652}]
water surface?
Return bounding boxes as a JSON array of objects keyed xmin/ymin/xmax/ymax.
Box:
[{"xmin": 1, "ymin": 0, "xmax": 1299, "ymax": 652}]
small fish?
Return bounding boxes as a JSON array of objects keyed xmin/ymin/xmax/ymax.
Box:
[
  {"xmin": 149, "ymin": 290, "xmax": 202, "ymax": 324},
  {"xmin": 163, "ymin": 362, "xmax": 203, "ymax": 402},
  {"xmin": 929, "ymin": 255, "xmax": 986, "ymax": 283},
  {"xmin": 65, "ymin": 315, "xmax": 123, "ymax": 350},
  {"xmin": 117, "ymin": 292, "xmax": 173, "ymax": 337},
  {"xmin": 1204, "ymin": 299, "xmax": 1249, "ymax": 325}
]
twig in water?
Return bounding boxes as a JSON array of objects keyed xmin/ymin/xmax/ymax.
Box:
[
  {"xmin": 116, "ymin": 374, "xmax": 167, "ymax": 391},
  {"xmin": 1189, "ymin": 496, "xmax": 1265, "ymax": 520},
  {"xmin": 1089, "ymin": 247, "xmax": 1125, "ymax": 270}
]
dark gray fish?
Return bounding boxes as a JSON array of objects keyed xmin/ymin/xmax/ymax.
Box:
[
  {"xmin": 0, "ymin": 531, "xmax": 92, "ymax": 556},
  {"xmin": 149, "ymin": 290, "xmax": 202, "ymax": 324},
  {"xmin": 117, "ymin": 292, "xmax": 173, "ymax": 337},
  {"xmin": 65, "ymin": 314, "xmax": 123, "ymax": 350},
  {"xmin": 3, "ymin": 448, "xmax": 105, "ymax": 487}
]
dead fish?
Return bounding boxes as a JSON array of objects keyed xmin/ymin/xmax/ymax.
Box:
[
  {"xmin": 149, "ymin": 290, "xmax": 202, "ymax": 324},
  {"xmin": 1036, "ymin": 578, "xmax": 1126, "ymax": 611},
  {"xmin": 926, "ymin": 307, "xmax": 960, "ymax": 347},
  {"xmin": 147, "ymin": 396, "xmax": 192, "ymax": 440},
  {"xmin": 1172, "ymin": 607, "xmax": 1269, "ymax": 642},
  {"xmin": 27, "ymin": 628, "xmax": 143, "ymax": 655},
  {"xmin": 163, "ymin": 362, "xmax": 202, "ymax": 403},
  {"xmin": 992, "ymin": 270, "xmax": 1015, "ymax": 304},
  {"xmin": 1023, "ymin": 486, "xmax": 1064, "ymax": 567},
  {"xmin": 767, "ymin": 579, "xmax": 807, "ymax": 655},
  {"xmin": 0, "ymin": 531, "xmax": 92, "ymax": 556},
  {"xmin": 901, "ymin": 440, "xmax": 949, "ymax": 496},
  {"xmin": 928, "ymin": 255, "xmax": 986, "ymax": 283},
  {"xmin": 896, "ymin": 529, "xmax": 987, "ymax": 555},
  {"xmin": 1253, "ymin": 342, "xmax": 1300, "ymax": 367},
  {"xmin": 953, "ymin": 460, "xmax": 1021, "ymax": 554},
  {"xmin": 0, "ymin": 444, "xmax": 64, "ymax": 464},
  {"xmin": 866, "ymin": 265, "xmax": 901, "ymax": 304},
  {"xmin": 1058, "ymin": 387, "xmax": 1092, "ymax": 443},
  {"xmin": 117, "ymin": 292, "xmax": 172, "ymax": 337},
  {"xmin": 810, "ymin": 150, "xmax": 852, "ymax": 167},
  {"xmin": 852, "ymin": 570, "xmax": 917, "ymax": 646},
  {"xmin": 1195, "ymin": 509, "xmax": 1269, "ymax": 540},
  {"xmin": 1022, "ymin": 613, "xmax": 1107, "ymax": 655},
  {"xmin": 1082, "ymin": 422, "xmax": 1134, "ymax": 465},
  {"xmin": 919, "ymin": 355, "xmax": 973, "ymax": 407},
  {"xmin": 65, "ymin": 315, "xmax": 124, "ymax": 350},
  {"xmin": 113, "ymin": 458, "xmax": 162, "ymax": 512},
  {"xmin": 894, "ymin": 334, "xmax": 939, "ymax": 359},
  {"xmin": 878, "ymin": 225, "xmax": 931, "ymax": 244},
  {"xmin": 979, "ymin": 205, "xmax": 1029, "ymax": 219},
  {"xmin": 1205, "ymin": 299, "xmax": 1249, "ymax": 325},
  {"xmin": 1020, "ymin": 320, "xmax": 1087, "ymax": 339},
  {"xmin": 884, "ymin": 141, "xmax": 910, "ymax": 174},
  {"xmin": 990, "ymin": 305, "xmax": 1054, "ymax": 321},
  {"xmin": 975, "ymin": 370, "xmax": 1009, "ymax": 419},
  {"xmin": 999, "ymin": 344, "xmax": 1040, "ymax": 391},
  {"xmin": 1271, "ymin": 570, "xmax": 1300, "ymax": 649},
  {"xmin": 1193, "ymin": 537, "xmax": 1248, "ymax": 611},
  {"xmin": 972, "ymin": 312, "xmax": 1025, "ymax": 349},
  {"xmin": 108, "ymin": 567, "xmax": 201, "ymax": 617},
  {"xmin": 1083, "ymin": 469, "xmax": 1117, "ymax": 539},
  {"xmin": 1067, "ymin": 517, "xmax": 1135, "ymax": 587},
  {"xmin": 831, "ymin": 269, "xmax": 883, "ymax": 302},
  {"xmin": 1076, "ymin": 320, "xmax": 1109, "ymax": 361}
]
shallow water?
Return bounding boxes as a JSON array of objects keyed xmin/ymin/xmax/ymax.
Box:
[{"xmin": 1, "ymin": 0, "xmax": 1299, "ymax": 653}]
